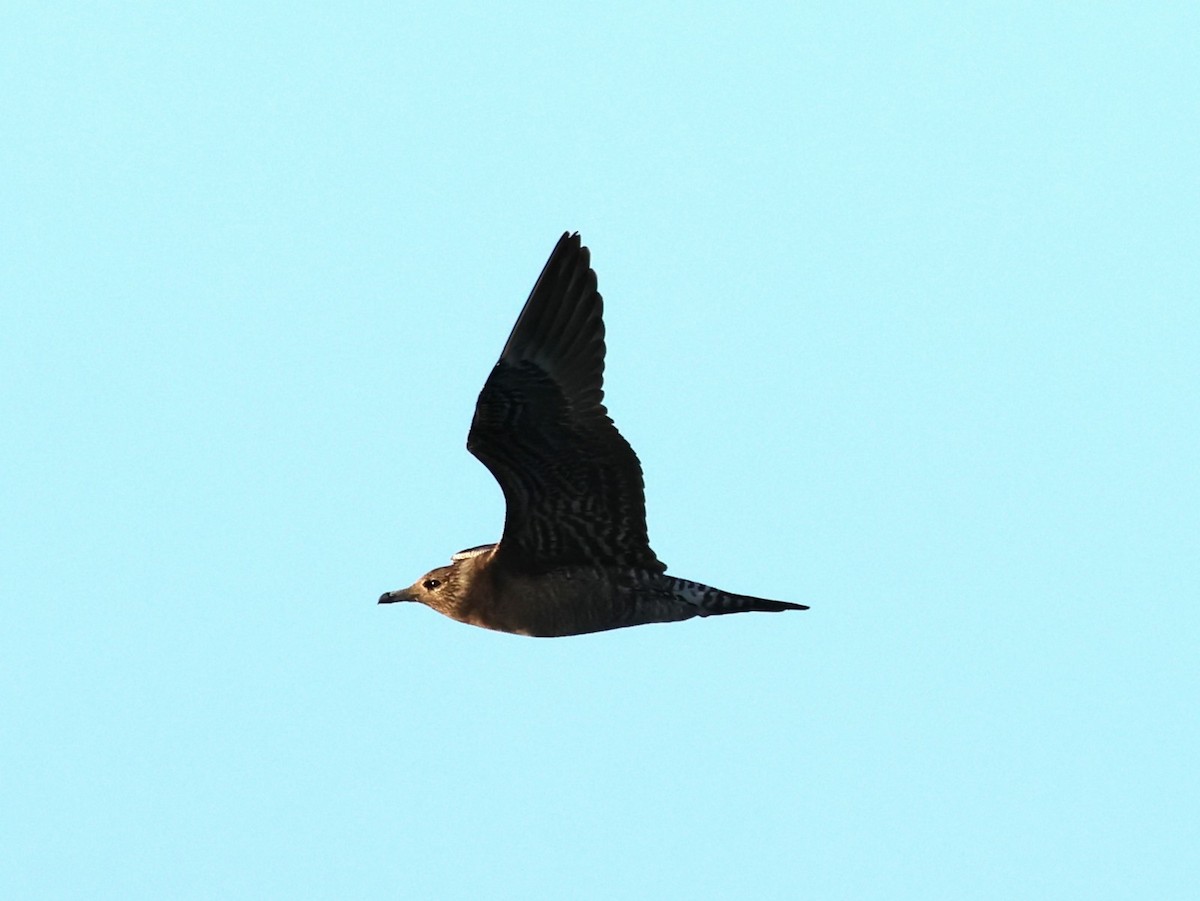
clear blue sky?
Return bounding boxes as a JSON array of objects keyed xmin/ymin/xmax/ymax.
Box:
[{"xmin": 3, "ymin": 3, "xmax": 1197, "ymax": 898}]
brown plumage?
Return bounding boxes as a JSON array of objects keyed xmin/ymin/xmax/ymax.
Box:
[{"xmin": 379, "ymin": 232, "xmax": 807, "ymax": 637}]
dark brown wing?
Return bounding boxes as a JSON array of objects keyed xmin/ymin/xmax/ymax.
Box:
[{"xmin": 466, "ymin": 232, "xmax": 665, "ymax": 575}]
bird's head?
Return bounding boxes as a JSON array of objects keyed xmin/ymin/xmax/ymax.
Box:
[
  {"xmin": 379, "ymin": 546, "xmax": 495, "ymax": 618},
  {"xmin": 378, "ymin": 563, "xmax": 459, "ymax": 613}
]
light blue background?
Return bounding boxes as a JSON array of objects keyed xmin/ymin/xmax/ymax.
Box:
[{"xmin": 3, "ymin": 3, "xmax": 1197, "ymax": 898}]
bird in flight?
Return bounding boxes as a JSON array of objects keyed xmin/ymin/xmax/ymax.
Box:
[{"xmin": 379, "ymin": 232, "xmax": 807, "ymax": 636}]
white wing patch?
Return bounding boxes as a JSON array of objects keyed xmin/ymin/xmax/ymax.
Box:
[{"xmin": 452, "ymin": 543, "xmax": 498, "ymax": 562}]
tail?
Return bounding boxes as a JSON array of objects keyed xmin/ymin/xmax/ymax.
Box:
[{"xmin": 667, "ymin": 577, "xmax": 808, "ymax": 617}]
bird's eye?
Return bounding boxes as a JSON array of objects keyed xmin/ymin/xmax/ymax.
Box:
[{"xmin": 422, "ymin": 579, "xmax": 441, "ymax": 591}]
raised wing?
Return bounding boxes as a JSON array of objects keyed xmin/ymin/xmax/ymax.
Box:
[{"xmin": 467, "ymin": 232, "xmax": 665, "ymax": 575}]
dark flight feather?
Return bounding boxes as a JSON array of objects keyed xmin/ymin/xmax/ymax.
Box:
[{"xmin": 467, "ymin": 232, "xmax": 664, "ymax": 575}]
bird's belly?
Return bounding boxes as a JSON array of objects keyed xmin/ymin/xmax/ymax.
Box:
[
  {"xmin": 465, "ymin": 568, "xmax": 626, "ymax": 637},
  {"xmin": 461, "ymin": 568, "xmax": 697, "ymax": 637}
]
